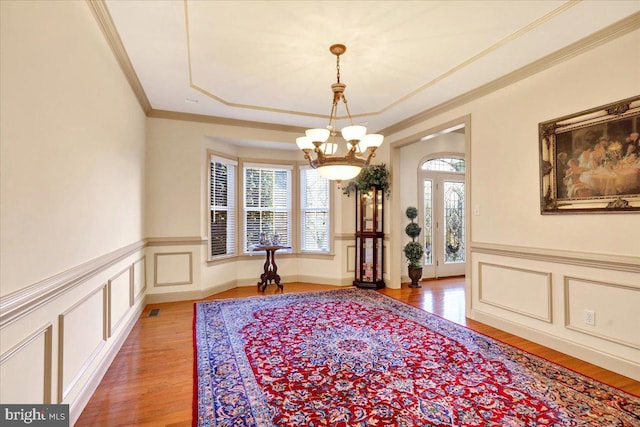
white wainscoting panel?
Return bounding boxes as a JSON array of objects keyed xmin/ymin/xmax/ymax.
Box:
[
  {"xmin": 346, "ymin": 245, "xmax": 355, "ymax": 273},
  {"xmin": 0, "ymin": 324, "xmax": 52, "ymax": 403},
  {"xmin": 132, "ymin": 256, "xmax": 146, "ymax": 304},
  {"xmin": 58, "ymin": 285, "xmax": 106, "ymax": 401},
  {"xmin": 564, "ymin": 276, "xmax": 640, "ymax": 350},
  {"xmin": 154, "ymin": 252, "xmax": 193, "ymax": 286},
  {"xmin": 478, "ymin": 262, "xmax": 552, "ymax": 322},
  {"xmin": 108, "ymin": 267, "xmax": 132, "ymax": 337}
]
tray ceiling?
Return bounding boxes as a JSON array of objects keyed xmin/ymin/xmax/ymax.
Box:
[{"xmin": 104, "ymin": 1, "xmax": 640, "ymax": 133}]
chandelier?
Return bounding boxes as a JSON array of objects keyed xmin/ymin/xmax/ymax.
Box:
[{"xmin": 296, "ymin": 44, "xmax": 384, "ymax": 182}]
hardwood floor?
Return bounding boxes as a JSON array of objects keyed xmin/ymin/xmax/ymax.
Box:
[{"xmin": 76, "ymin": 278, "xmax": 640, "ymax": 426}]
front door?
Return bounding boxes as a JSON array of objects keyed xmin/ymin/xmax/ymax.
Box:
[{"xmin": 420, "ymin": 159, "xmax": 466, "ymax": 278}]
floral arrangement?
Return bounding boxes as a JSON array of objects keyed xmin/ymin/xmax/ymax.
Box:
[{"xmin": 341, "ymin": 164, "xmax": 391, "ymax": 199}]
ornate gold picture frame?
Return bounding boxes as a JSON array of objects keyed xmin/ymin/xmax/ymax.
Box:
[{"xmin": 539, "ymin": 96, "xmax": 640, "ymax": 214}]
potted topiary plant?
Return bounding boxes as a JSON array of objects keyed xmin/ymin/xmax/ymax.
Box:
[{"xmin": 403, "ymin": 206, "xmax": 424, "ymax": 288}]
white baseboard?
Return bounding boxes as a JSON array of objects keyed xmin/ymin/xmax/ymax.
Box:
[
  {"xmin": 146, "ymin": 276, "xmax": 352, "ymax": 302},
  {"xmin": 235, "ymin": 275, "xmax": 351, "ymax": 288},
  {"xmin": 472, "ymin": 310, "xmax": 640, "ymax": 382},
  {"xmin": 69, "ymin": 297, "xmax": 146, "ymax": 425},
  {"xmin": 146, "ymin": 280, "xmax": 238, "ymax": 304}
]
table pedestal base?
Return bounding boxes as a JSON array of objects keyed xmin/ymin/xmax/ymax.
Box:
[{"xmin": 256, "ymin": 247, "xmax": 284, "ymax": 292}]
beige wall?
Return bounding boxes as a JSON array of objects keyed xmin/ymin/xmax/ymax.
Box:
[
  {"xmin": 0, "ymin": 1, "xmax": 147, "ymax": 423},
  {"xmin": 1, "ymin": 0, "xmax": 146, "ymax": 296},
  {"xmin": 385, "ymin": 29, "xmax": 640, "ymax": 380},
  {"xmin": 144, "ymin": 117, "xmax": 353, "ymax": 302},
  {"xmin": 389, "ymin": 29, "xmax": 640, "ymax": 256},
  {"xmin": 1, "ymin": 2, "xmax": 639, "ymax": 420}
]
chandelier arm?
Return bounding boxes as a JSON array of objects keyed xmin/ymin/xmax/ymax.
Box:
[
  {"xmin": 341, "ymin": 95, "xmax": 354, "ymax": 125},
  {"xmin": 346, "ymin": 141, "xmax": 359, "ymax": 155},
  {"xmin": 364, "ymin": 147, "xmax": 378, "ymax": 163},
  {"xmin": 315, "ymin": 146, "xmax": 327, "ymax": 161}
]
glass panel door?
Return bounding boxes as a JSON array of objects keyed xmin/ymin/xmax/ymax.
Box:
[
  {"xmin": 444, "ymin": 181, "xmax": 464, "ymax": 263},
  {"xmin": 438, "ymin": 179, "xmax": 465, "ymax": 277},
  {"xmin": 420, "ymin": 171, "xmax": 465, "ymax": 278}
]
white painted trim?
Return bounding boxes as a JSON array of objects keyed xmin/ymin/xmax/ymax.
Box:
[
  {"xmin": 147, "ymin": 275, "xmax": 352, "ymax": 303},
  {"xmin": 57, "ymin": 285, "xmax": 108, "ymax": 402},
  {"xmin": 86, "ymin": 0, "xmax": 151, "ymax": 113},
  {"xmin": 471, "ymin": 310, "xmax": 640, "ymax": 382},
  {"xmin": 0, "ymin": 240, "xmax": 145, "ymax": 328},
  {"xmin": 563, "ymin": 276, "xmax": 640, "ymax": 350},
  {"xmin": 346, "ymin": 245, "xmax": 356, "ymax": 273},
  {"xmin": 0, "ymin": 323, "xmax": 53, "ymax": 403},
  {"xmin": 478, "ymin": 262, "xmax": 553, "ymax": 323},
  {"xmin": 296, "ymin": 252, "xmax": 335, "ymax": 259},
  {"xmin": 334, "ymin": 233, "xmax": 354, "ymax": 241},
  {"xmin": 132, "ymin": 256, "xmax": 147, "ymax": 305},
  {"xmin": 470, "ymin": 242, "xmax": 640, "ymax": 273},
  {"xmin": 68, "ymin": 297, "xmax": 146, "ymax": 426},
  {"xmin": 146, "ymin": 280, "xmax": 238, "ymax": 304},
  {"xmin": 146, "ymin": 236, "xmax": 207, "ymax": 246},
  {"xmin": 379, "ymin": 13, "xmax": 640, "ymax": 136},
  {"xmin": 153, "ymin": 252, "xmax": 194, "ymax": 287},
  {"xmin": 108, "ymin": 267, "xmax": 133, "ymax": 337},
  {"xmin": 294, "ymin": 276, "xmax": 352, "ymax": 287}
]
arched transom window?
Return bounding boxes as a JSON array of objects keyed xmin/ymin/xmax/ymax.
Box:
[{"xmin": 421, "ymin": 157, "xmax": 465, "ymax": 172}]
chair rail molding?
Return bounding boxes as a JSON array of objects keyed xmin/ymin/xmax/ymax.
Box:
[
  {"xmin": 470, "ymin": 242, "xmax": 640, "ymax": 273},
  {"xmin": 0, "ymin": 241, "xmax": 145, "ymax": 328}
]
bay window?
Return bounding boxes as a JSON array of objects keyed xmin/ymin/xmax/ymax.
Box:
[{"xmin": 243, "ymin": 164, "xmax": 292, "ymax": 252}]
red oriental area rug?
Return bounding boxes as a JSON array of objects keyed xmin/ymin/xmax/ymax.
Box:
[{"xmin": 194, "ymin": 289, "xmax": 640, "ymax": 426}]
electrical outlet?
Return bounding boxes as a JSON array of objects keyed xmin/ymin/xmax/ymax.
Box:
[{"xmin": 583, "ymin": 309, "xmax": 595, "ymax": 326}]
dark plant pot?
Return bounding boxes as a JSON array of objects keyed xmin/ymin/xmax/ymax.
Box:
[{"xmin": 408, "ymin": 266, "xmax": 423, "ymax": 288}]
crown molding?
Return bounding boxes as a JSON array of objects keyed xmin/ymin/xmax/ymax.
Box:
[
  {"xmin": 147, "ymin": 109, "xmax": 306, "ymax": 134},
  {"xmin": 87, "ymin": 1, "xmax": 639, "ymax": 140},
  {"xmin": 380, "ymin": 12, "xmax": 640, "ymax": 137},
  {"xmin": 86, "ymin": 0, "xmax": 152, "ymax": 113}
]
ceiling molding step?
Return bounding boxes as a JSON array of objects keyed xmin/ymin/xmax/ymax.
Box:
[
  {"xmin": 380, "ymin": 12, "xmax": 640, "ymax": 137},
  {"xmin": 147, "ymin": 109, "xmax": 306, "ymax": 134},
  {"xmin": 86, "ymin": 0, "xmax": 152, "ymax": 113}
]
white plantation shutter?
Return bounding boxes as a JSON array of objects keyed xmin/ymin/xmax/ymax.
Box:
[
  {"xmin": 300, "ymin": 167, "xmax": 330, "ymax": 252},
  {"xmin": 210, "ymin": 155, "xmax": 236, "ymax": 258},
  {"xmin": 243, "ymin": 164, "xmax": 292, "ymax": 252}
]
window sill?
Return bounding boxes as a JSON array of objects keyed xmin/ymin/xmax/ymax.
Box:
[{"xmin": 206, "ymin": 254, "xmax": 238, "ymax": 266}]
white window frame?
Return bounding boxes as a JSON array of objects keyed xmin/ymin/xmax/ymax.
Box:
[
  {"xmin": 300, "ymin": 166, "xmax": 331, "ymax": 253},
  {"xmin": 242, "ymin": 163, "xmax": 293, "ymax": 253},
  {"xmin": 208, "ymin": 153, "xmax": 238, "ymax": 260}
]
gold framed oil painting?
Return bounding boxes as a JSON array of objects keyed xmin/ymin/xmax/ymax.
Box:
[{"xmin": 539, "ymin": 96, "xmax": 640, "ymax": 214}]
